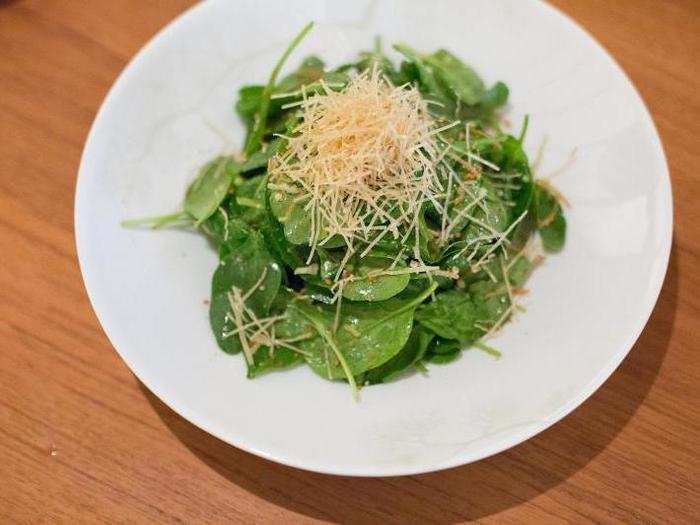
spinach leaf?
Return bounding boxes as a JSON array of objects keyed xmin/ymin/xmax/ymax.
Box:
[
  {"xmin": 415, "ymin": 290, "xmax": 485, "ymax": 343},
  {"xmin": 428, "ymin": 337, "xmax": 462, "ymax": 354},
  {"xmin": 268, "ymin": 183, "xmax": 345, "ymax": 248},
  {"xmin": 209, "ymin": 232, "xmax": 282, "ymax": 354},
  {"xmin": 230, "ymin": 174, "xmax": 269, "ymax": 227},
  {"xmin": 394, "ymin": 44, "xmax": 507, "ymax": 123},
  {"xmin": 239, "ymin": 138, "xmax": 283, "ymax": 173},
  {"xmin": 445, "ymin": 177, "xmax": 509, "ymax": 242},
  {"xmin": 268, "ymin": 185, "xmax": 312, "ymax": 245},
  {"xmin": 236, "ymin": 58, "xmax": 343, "ymax": 146},
  {"xmin": 339, "ymin": 38, "xmax": 405, "ymax": 84},
  {"xmin": 245, "ymin": 289, "xmax": 304, "ymax": 377},
  {"xmin": 416, "ymin": 274, "xmax": 513, "ymax": 345},
  {"xmin": 481, "ymin": 81, "xmax": 509, "ymax": 110},
  {"xmin": 426, "ymin": 351, "xmax": 461, "ymax": 364},
  {"xmin": 183, "ymin": 157, "xmax": 234, "ymax": 225},
  {"xmin": 467, "ymin": 279, "xmax": 510, "ymax": 325},
  {"xmin": 507, "ymin": 254, "xmax": 534, "ymax": 288},
  {"xmin": 533, "ymin": 182, "xmax": 566, "ymax": 253},
  {"xmin": 425, "ymin": 49, "xmax": 485, "ymax": 105},
  {"xmin": 304, "ymin": 283, "xmax": 335, "ymax": 304},
  {"xmin": 203, "ymin": 182, "xmax": 306, "ymax": 267},
  {"xmin": 364, "ymin": 326, "xmax": 434, "ymax": 384},
  {"xmin": 201, "ymin": 208, "xmax": 252, "ymax": 259},
  {"xmin": 258, "ymin": 210, "xmax": 307, "ymax": 269},
  {"xmin": 287, "ymin": 283, "xmax": 436, "ymax": 380},
  {"xmin": 500, "ymin": 136, "xmax": 535, "ymax": 223},
  {"xmin": 441, "ymin": 183, "xmax": 510, "ymax": 270},
  {"xmin": 342, "ymin": 257, "xmax": 410, "ymax": 302},
  {"xmin": 418, "ymin": 209, "xmax": 442, "ymax": 263},
  {"xmin": 235, "ymin": 85, "xmax": 264, "ymax": 133},
  {"xmin": 247, "ymin": 346, "xmax": 303, "ymax": 378},
  {"xmin": 540, "ymin": 213, "xmax": 566, "ymax": 253},
  {"xmin": 393, "ymin": 44, "xmax": 453, "ymax": 110},
  {"xmin": 476, "ymin": 135, "xmax": 534, "ymax": 222}
]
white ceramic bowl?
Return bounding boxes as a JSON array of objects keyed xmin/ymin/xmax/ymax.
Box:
[{"xmin": 75, "ymin": 0, "xmax": 672, "ymax": 476}]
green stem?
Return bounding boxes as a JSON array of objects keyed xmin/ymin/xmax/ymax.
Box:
[
  {"xmin": 365, "ymin": 282, "xmax": 438, "ymax": 332},
  {"xmin": 121, "ymin": 211, "xmax": 192, "ymax": 229},
  {"xmin": 244, "ymin": 22, "xmax": 314, "ymax": 157},
  {"xmin": 518, "ymin": 114, "xmax": 530, "ymax": 144},
  {"xmin": 296, "ymin": 306, "xmax": 359, "ymax": 401}
]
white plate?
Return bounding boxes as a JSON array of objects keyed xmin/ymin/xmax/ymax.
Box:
[{"xmin": 75, "ymin": 0, "xmax": 672, "ymax": 476}]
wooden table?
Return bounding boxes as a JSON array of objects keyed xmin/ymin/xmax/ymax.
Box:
[{"xmin": 1, "ymin": 1, "xmax": 697, "ymax": 522}]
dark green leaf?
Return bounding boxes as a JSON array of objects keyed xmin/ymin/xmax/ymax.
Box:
[
  {"xmin": 540, "ymin": 212, "xmax": 566, "ymax": 253},
  {"xmin": 258, "ymin": 211, "xmax": 307, "ymax": 269},
  {"xmin": 416, "ymin": 276, "xmax": 512, "ymax": 344},
  {"xmin": 235, "ymin": 85, "xmax": 264, "ymax": 129},
  {"xmin": 415, "ymin": 290, "xmax": 484, "ymax": 343},
  {"xmin": 467, "ymin": 279, "xmax": 510, "ymax": 325},
  {"xmin": 393, "ymin": 44, "xmax": 452, "ymax": 109},
  {"xmin": 239, "ymin": 139, "xmax": 283, "ymax": 173},
  {"xmin": 425, "ymin": 351, "xmax": 461, "ymax": 364},
  {"xmin": 481, "ymin": 81, "xmax": 509, "ymax": 110},
  {"xmin": 532, "ymin": 182, "xmax": 566, "ymax": 253},
  {"xmin": 230, "ymin": 174, "xmax": 269, "ymax": 227},
  {"xmin": 364, "ymin": 326, "xmax": 434, "ymax": 384},
  {"xmin": 418, "ymin": 209, "xmax": 442, "ymax": 263},
  {"xmin": 247, "ymin": 346, "xmax": 303, "ymax": 378},
  {"xmin": 425, "ymin": 49, "xmax": 485, "ymax": 105},
  {"xmin": 506, "ymin": 254, "xmax": 534, "ymax": 288},
  {"xmin": 201, "ymin": 208, "xmax": 251, "ymax": 259},
  {"xmin": 285, "ymin": 283, "xmax": 436, "ymax": 380},
  {"xmin": 246, "ymin": 289, "xmax": 305, "ymax": 378},
  {"xmin": 428, "ymin": 336, "xmax": 462, "ymax": 354},
  {"xmin": 268, "ymin": 183, "xmax": 345, "ymax": 248},
  {"xmin": 268, "ymin": 185, "xmax": 312, "ymax": 245},
  {"xmin": 183, "ymin": 157, "xmax": 234, "ymax": 225},
  {"xmin": 342, "ymin": 257, "xmax": 410, "ymax": 302},
  {"xmin": 209, "ymin": 233, "xmax": 282, "ymax": 354}
]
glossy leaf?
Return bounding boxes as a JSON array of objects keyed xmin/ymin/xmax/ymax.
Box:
[
  {"xmin": 184, "ymin": 157, "xmax": 234, "ymax": 225},
  {"xmin": 342, "ymin": 257, "xmax": 410, "ymax": 302},
  {"xmin": 425, "ymin": 49, "xmax": 485, "ymax": 105},
  {"xmin": 209, "ymin": 233, "xmax": 282, "ymax": 354},
  {"xmin": 533, "ymin": 182, "xmax": 566, "ymax": 253},
  {"xmin": 285, "ymin": 284, "xmax": 436, "ymax": 380},
  {"xmin": 364, "ymin": 326, "xmax": 434, "ymax": 384}
]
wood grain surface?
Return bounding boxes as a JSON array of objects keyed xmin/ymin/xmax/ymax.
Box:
[{"xmin": 1, "ymin": 1, "xmax": 698, "ymax": 523}]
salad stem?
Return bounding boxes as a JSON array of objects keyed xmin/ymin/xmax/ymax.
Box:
[{"xmin": 244, "ymin": 22, "xmax": 314, "ymax": 157}]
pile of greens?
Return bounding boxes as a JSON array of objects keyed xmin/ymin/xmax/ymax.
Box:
[{"xmin": 126, "ymin": 23, "xmax": 566, "ymax": 399}]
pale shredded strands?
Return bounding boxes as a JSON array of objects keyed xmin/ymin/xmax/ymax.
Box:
[
  {"xmin": 269, "ymin": 67, "xmax": 449, "ymax": 273},
  {"xmin": 221, "ymin": 268, "xmax": 312, "ymax": 363}
]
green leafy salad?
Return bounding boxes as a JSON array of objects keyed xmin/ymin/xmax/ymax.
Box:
[{"xmin": 125, "ymin": 23, "xmax": 566, "ymax": 399}]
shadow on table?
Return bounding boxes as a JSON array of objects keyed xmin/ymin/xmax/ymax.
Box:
[{"xmin": 141, "ymin": 246, "xmax": 678, "ymax": 523}]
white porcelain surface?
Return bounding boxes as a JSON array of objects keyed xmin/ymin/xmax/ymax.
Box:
[{"xmin": 75, "ymin": 0, "xmax": 672, "ymax": 476}]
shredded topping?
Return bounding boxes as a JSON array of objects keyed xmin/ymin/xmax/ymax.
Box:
[
  {"xmin": 222, "ymin": 268, "xmax": 312, "ymax": 363},
  {"xmin": 269, "ymin": 67, "xmax": 448, "ymax": 263}
]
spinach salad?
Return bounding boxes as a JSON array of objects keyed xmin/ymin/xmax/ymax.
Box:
[{"xmin": 125, "ymin": 23, "xmax": 566, "ymax": 399}]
